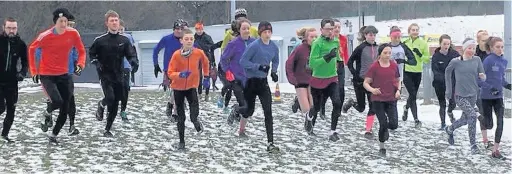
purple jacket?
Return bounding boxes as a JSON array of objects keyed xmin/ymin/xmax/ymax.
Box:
[
  {"xmin": 479, "ymin": 53, "xmax": 510, "ymax": 99},
  {"xmin": 286, "ymin": 42, "xmax": 312, "ymax": 85},
  {"xmin": 220, "ymin": 36, "xmax": 256, "ymax": 84}
]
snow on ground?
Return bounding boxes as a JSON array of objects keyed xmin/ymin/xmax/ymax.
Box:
[{"xmin": 0, "ymin": 88, "xmax": 510, "ymax": 173}]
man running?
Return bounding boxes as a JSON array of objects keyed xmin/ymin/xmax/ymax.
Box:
[
  {"xmin": 91, "ymin": 10, "xmax": 138, "ymax": 137},
  {"xmin": 0, "ymin": 17, "xmax": 28, "ymax": 143},
  {"xmin": 28, "ymin": 8, "xmax": 86, "ymax": 143},
  {"xmin": 194, "ymin": 22, "xmax": 214, "ymax": 101},
  {"xmin": 118, "ymin": 19, "xmax": 136, "ymax": 121}
]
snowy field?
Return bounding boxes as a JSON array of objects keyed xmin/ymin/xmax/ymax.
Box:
[{"xmin": 0, "ymin": 83, "xmax": 510, "ymax": 173}]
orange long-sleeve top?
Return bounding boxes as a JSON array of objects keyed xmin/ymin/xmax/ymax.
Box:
[
  {"xmin": 167, "ymin": 48, "xmax": 210, "ymax": 90},
  {"xmin": 28, "ymin": 27, "xmax": 86, "ymax": 76}
]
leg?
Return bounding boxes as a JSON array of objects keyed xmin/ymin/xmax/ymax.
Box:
[
  {"xmin": 0, "ymin": 85, "xmax": 6, "ymax": 117},
  {"xmin": 402, "ymin": 72, "xmax": 414, "ymax": 120},
  {"xmin": 104, "ymin": 83, "xmax": 122, "ymax": 132},
  {"xmin": 494, "ymin": 99, "xmax": 504, "ymax": 148},
  {"xmin": 186, "ymin": 88, "xmax": 202, "ymax": 132},
  {"xmin": 1, "ymin": 83, "xmax": 17, "ymax": 138},
  {"xmin": 451, "ymin": 96, "xmax": 478, "ymax": 146},
  {"xmin": 309, "ymin": 88, "xmax": 323, "ymax": 127},
  {"xmin": 121, "ymin": 69, "xmax": 130, "ymax": 112},
  {"xmin": 337, "ymin": 64, "xmax": 345, "ymax": 114},
  {"xmin": 173, "ymin": 90, "xmax": 187, "ymax": 143},
  {"xmin": 231, "ymin": 80, "xmax": 246, "ymax": 114},
  {"xmin": 410, "ymin": 72, "xmax": 422, "ymax": 120},
  {"xmin": 433, "ymin": 82, "xmax": 447, "ymax": 126},
  {"xmin": 353, "ymin": 82, "xmax": 367, "ymax": 112},
  {"xmin": 327, "ymin": 83, "xmax": 341, "ymax": 131},
  {"xmin": 240, "ymin": 79, "xmax": 257, "ymax": 133},
  {"xmin": 198, "ymin": 67, "xmax": 203, "ymax": 95},
  {"xmin": 365, "ymin": 92, "xmax": 375, "ymax": 133},
  {"xmin": 52, "ymin": 75, "xmax": 73, "ymax": 136},
  {"xmin": 40, "ymin": 76, "xmax": 63, "ymax": 113},
  {"xmin": 320, "ymin": 92, "xmax": 328, "ymax": 116},
  {"xmin": 68, "ymin": 95, "xmax": 76, "ymax": 126},
  {"xmin": 481, "ymin": 99, "xmax": 494, "ymax": 144},
  {"xmin": 257, "ymin": 81, "xmax": 274, "ymax": 143},
  {"xmin": 295, "ymin": 87, "xmax": 311, "ymax": 113},
  {"xmin": 386, "ymin": 101, "xmax": 399, "ymax": 130},
  {"xmin": 373, "ymin": 101, "xmax": 389, "ymax": 143}
]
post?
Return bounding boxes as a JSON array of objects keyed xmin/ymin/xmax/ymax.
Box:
[
  {"xmin": 505, "ymin": 1, "xmax": 511, "ymax": 99},
  {"xmin": 230, "ymin": 0, "xmax": 236, "ymax": 22},
  {"xmin": 421, "ymin": 61, "xmax": 434, "ymax": 105}
]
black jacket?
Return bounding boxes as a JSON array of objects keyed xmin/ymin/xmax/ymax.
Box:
[
  {"xmin": 194, "ymin": 32, "xmax": 214, "ymax": 65},
  {"xmin": 431, "ymin": 47, "xmax": 460, "ymax": 84},
  {"xmin": 0, "ymin": 33, "xmax": 27, "ymax": 83},
  {"xmin": 476, "ymin": 46, "xmax": 490, "ymax": 63},
  {"xmin": 89, "ymin": 32, "xmax": 138, "ymax": 83}
]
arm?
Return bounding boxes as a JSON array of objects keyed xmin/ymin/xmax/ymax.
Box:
[
  {"xmin": 211, "ymin": 40, "xmax": 223, "ymax": 51},
  {"xmin": 420, "ymin": 41, "xmax": 431, "ymax": 63},
  {"xmin": 347, "ymin": 45, "xmax": 363, "ymax": 76},
  {"xmin": 89, "ymin": 39, "xmax": 99, "ymax": 62},
  {"xmin": 363, "ymin": 77, "xmax": 374, "ymax": 92},
  {"xmin": 444, "ymin": 60, "xmax": 456, "ymax": 98},
  {"xmin": 167, "ymin": 53, "xmax": 180, "ymax": 80},
  {"xmin": 239, "ymin": 43, "xmax": 259, "ymax": 71},
  {"xmin": 308, "ymin": 41, "xmax": 325, "ymax": 70},
  {"xmin": 124, "ymin": 39, "xmax": 138, "ymax": 67},
  {"xmin": 271, "ymin": 44, "xmax": 279, "ymax": 73},
  {"xmin": 200, "ymin": 50, "xmax": 210, "ymax": 77},
  {"xmin": 285, "ymin": 49, "xmax": 299, "ymax": 85},
  {"xmin": 431, "ymin": 55, "xmax": 442, "ymax": 80},
  {"xmin": 153, "ymin": 37, "xmax": 166, "ymax": 66},
  {"xmin": 219, "ymin": 42, "xmax": 234, "ymax": 71},
  {"xmin": 403, "ymin": 44, "xmax": 417, "ymax": 66},
  {"xmin": 477, "ymin": 59, "xmax": 492, "ymax": 88},
  {"xmin": 73, "ymin": 31, "xmax": 86, "ymax": 69},
  {"xmin": 28, "ymin": 38, "xmax": 40, "ymax": 76},
  {"xmin": 221, "ymin": 30, "xmax": 233, "ymax": 52},
  {"xmin": 19, "ymin": 42, "xmax": 28, "ymax": 76}
]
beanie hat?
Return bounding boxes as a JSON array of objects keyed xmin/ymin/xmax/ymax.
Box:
[
  {"xmin": 174, "ymin": 19, "xmax": 188, "ymax": 29},
  {"xmin": 234, "ymin": 8, "xmax": 248, "ymax": 19},
  {"xmin": 462, "ymin": 38, "xmax": 477, "ymax": 52},
  {"xmin": 258, "ymin": 21, "xmax": 272, "ymax": 35},
  {"xmin": 53, "ymin": 8, "xmax": 74, "ymax": 24}
]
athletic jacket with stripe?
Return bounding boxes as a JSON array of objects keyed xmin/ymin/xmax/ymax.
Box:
[{"xmin": 0, "ymin": 33, "xmax": 27, "ymax": 83}]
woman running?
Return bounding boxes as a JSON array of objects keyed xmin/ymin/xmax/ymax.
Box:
[
  {"xmin": 220, "ymin": 19, "xmax": 256, "ymax": 126},
  {"xmin": 479, "ymin": 36, "xmax": 510, "ymax": 159},
  {"xmin": 285, "ymin": 27, "xmax": 316, "ymax": 128},
  {"xmin": 444, "ymin": 38, "xmax": 485, "ymax": 154},
  {"xmin": 216, "ymin": 20, "xmax": 239, "ymax": 113},
  {"xmin": 363, "ymin": 43, "xmax": 401, "ymax": 156},
  {"xmin": 431, "ymin": 34, "xmax": 459, "ymax": 130}
]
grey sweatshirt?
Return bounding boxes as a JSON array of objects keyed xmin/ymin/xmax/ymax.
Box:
[{"xmin": 445, "ymin": 56, "xmax": 485, "ymax": 98}]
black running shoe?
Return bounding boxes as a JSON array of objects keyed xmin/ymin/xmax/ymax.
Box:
[
  {"xmin": 364, "ymin": 132, "xmax": 373, "ymax": 139},
  {"xmin": 166, "ymin": 102, "xmax": 173, "ymax": 118},
  {"xmin": 414, "ymin": 120, "xmax": 422, "ymax": 128},
  {"xmin": 379, "ymin": 148, "xmax": 387, "ymax": 156},
  {"xmin": 1, "ymin": 135, "xmax": 13, "ymax": 143},
  {"xmin": 292, "ymin": 97, "xmax": 299, "ymax": 113},
  {"xmin": 68, "ymin": 125, "xmax": 80, "ymax": 136},
  {"xmin": 178, "ymin": 142, "xmax": 186, "ymax": 150},
  {"xmin": 402, "ymin": 105, "xmax": 408, "ymax": 121},
  {"xmin": 267, "ymin": 143, "xmax": 280, "ymax": 153},
  {"xmin": 329, "ymin": 132, "xmax": 340, "ymax": 142},
  {"xmin": 342, "ymin": 98, "xmax": 355, "ymax": 113},
  {"xmin": 103, "ymin": 131, "xmax": 114, "ymax": 138}
]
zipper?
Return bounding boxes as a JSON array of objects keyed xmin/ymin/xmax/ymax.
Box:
[
  {"xmin": 185, "ymin": 54, "xmax": 189, "ymax": 89},
  {"xmin": 5, "ymin": 41, "xmax": 11, "ymax": 71}
]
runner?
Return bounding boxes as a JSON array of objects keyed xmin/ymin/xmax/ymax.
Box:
[
  {"xmin": 0, "ymin": 17, "xmax": 28, "ymax": 143},
  {"xmin": 305, "ymin": 18, "xmax": 342, "ymax": 141},
  {"xmin": 119, "ymin": 19, "xmax": 137, "ymax": 121},
  {"xmin": 153, "ymin": 19, "xmax": 189, "ymax": 121},
  {"xmin": 28, "ymin": 8, "xmax": 86, "ymax": 143},
  {"xmin": 194, "ymin": 22, "xmax": 214, "ymax": 101},
  {"xmin": 318, "ymin": 19, "xmax": 348, "ymax": 119},
  {"xmin": 444, "ymin": 38, "xmax": 485, "ymax": 154},
  {"xmin": 479, "ymin": 36, "xmax": 510, "ymax": 159},
  {"xmin": 216, "ymin": 20, "xmax": 239, "ymax": 113},
  {"xmin": 285, "ymin": 27, "xmax": 316, "ymax": 128},
  {"xmin": 167, "ymin": 29, "xmax": 209, "ymax": 150},
  {"xmin": 90, "ymin": 10, "xmax": 138, "ymax": 137},
  {"xmin": 220, "ymin": 8, "xmax": 258, "ymax": 52},
  {"xmin": 475, "ymin": 30, "xmax": 490, "ymax": 140},
  {"xmin": 431, "ymin": 34, "xmax": 458, "ymax": 130},
  {"xmin": 403, "ymin": 23, "xmax": 431, "ymax": 126},
  {"xmin": 220, "ymin": 19, "xmax": 256, "ymax": 126},
  {"xmin": 363, "ymin": 43, "xmax": 401, "ymax": 156},
  {"xmin": 344, "ymin": 26, "xmax": 379, "ymax": 139},
  {"xmin": 239, "ymin": 21, "xmax": 280, "ymax": 152}
]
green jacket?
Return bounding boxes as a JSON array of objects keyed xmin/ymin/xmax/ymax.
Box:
[
  {"xmin": 309, "ymin": 36, "xmax": 341, "ymax": 78},
  {"xmin": 404, "ymin": 37, "xmax": 430, "ymax": 73}
]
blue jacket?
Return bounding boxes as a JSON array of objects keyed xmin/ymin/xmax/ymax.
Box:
[
  {"xmin": 479, "ymin": 53, "xmax": 510, "ymax": 99},
  {"xmin": 239, "ymin": 38, "xmax": 279, "ymax": 79},
  {"xmin": 220, "ymin": 36, "xmax": 256, "ymax": 84},
  {"xmin": 122, "ymin": 33, "xmax": 135, "ymax": 70},
  {"xmin": 153, "ymin": 33, "xmax": 199, "ymax": 71}
]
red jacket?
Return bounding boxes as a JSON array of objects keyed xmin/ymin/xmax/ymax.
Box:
[{"xmin": 338, "ymin": 34, "xmax": 349, "ymax": 65}]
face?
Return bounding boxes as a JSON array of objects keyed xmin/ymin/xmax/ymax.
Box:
[
  {"xmin": 306, "ymin": 31, "xmax": 318, "ymax": 45},
  {"xmin": 409, "ymin": 26, "xmax": 419, "ymax": 37},
  {"xmin": 260, "ymin": 30, "xmax": 272, "ymax": 40},
  {"xmin": 464, "ymin": 44, "xmax": 476, "ymax": 56},
  {"xmin": 440, "ymin": 38, "xmax": 451, "ymax": 51},
  {"xmin": 491, "ymin": 41, "xmax": 504, "ymax": 55},
  {"xmin": 106, "ymin": 16, "xmax": 120, "ymax": 32},
  {"xmin": 174, "ymin": 28, "xmax": 183, "ymax": 37},
  {"xmin": 180, "ymin": 33, "xmax": 194, "ymax": 48},
  {"xmin": 333, "ymin": 21, "xmax": 341, "ymax": 35},
  {"xmin": 380, "ymin": 47, "xmax": 392, "ymax": 60},
  {"xmin": 240, "ymin": 22, "xmax": 251, "ymax": 37},
  {"xmin": 365, "ymin": 33, "xmax": 376, "ymax": 42},
  {"xmin": 55, "ymin": 17, "xmax": 68, "ymax": 30},
  {"xmin": 390, "ymin": 34, "xmax": 401, "ymax": 43},
  {"xmin": 195, "ymin": 28, "xmax": 203, "ymax": 35},
  {"xmin": 3, "ymin": 21, "xmax": 17, "ymax": 37},
  {"xmin": 321, "ymin": 23, "xmax": 334, "ymax": 37},
  {"xmin": 479, "ymin": 33, "xmax": 489, "ymax": 45}
]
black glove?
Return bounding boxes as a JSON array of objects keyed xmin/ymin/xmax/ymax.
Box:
[
  {"xmin": 131, "ymin": 63, "xmax": 139, "ymax": 73},
  {"xmin": 271, "ymin": 72, "xmax": 278, "ymax": 82},
  {"xmin": 491, "ymin": 88, "xmax": 500, "ymax": 96},
  {"xmin": 413, "ymin": 48, "xmax": 423, "ymax": 58},
  {"xmin": 506, "ymin": 84, "xmax": 511, "ymax": 90},
  {"xmin": 74, "ymin": 65, "xmax": 82, "ymax": 76},
  {"xmin": 16, "ymin": 73, "xmax": 24, "ymax": 81},
  {"xmin": 32, "ymin": 75, "xmax": 39, "ymax": 84},
  {"xmin": 395, "ymin": 59, "xmax": 406, "ymax": 64},
  {"xmin": 154, "ymin": 64, "xmax": 162, "ymax": 78},
  {"xmin": 258, "ymin": 65, "xmax": 270, "ymax": 73},
  {"xmin": 323, "ymin": 48, "xmax": 337, "ymax": 63}
]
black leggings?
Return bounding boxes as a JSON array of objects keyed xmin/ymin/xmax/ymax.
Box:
[
  {"xmin": 481, "ymin": 98, "xmax": 504, "ymax": 143},
  {"xmin": 310, "ymin": 82, "xmax": 342, "ymax": 131},
  {"xmin": 403, "ymin": 72, "xmax": 422, "ymax": 120},
  {"xmin": 231, "ymin": 80, "xmax": 247, "ymax": 117},
  {"xmin": 353, "ymin": 79, "xmax": 374, "ymax": 116},
  {"xmin": 174, "ymin": 88, "xmax": 200, "ymax": 143},
  {"xmin": 69, "ymin": 95, "xmax": 76, "ymax": 126},
  {"xmin": 433, "ymin": 81, "xmax": 455, "ymax": 125},
  {"xmin": 41, "ymin": 74, "xmax": 73, "ymax": 136},
  {"xmin": 0, "ymin": 83, "xmax": 18, "ymax": 137},
  {"xmin": 218, "ymin": 66, "xmax": 232, "ymax": 107},
  {"xmin": 100, "ymin": 80, "xmax": 124, "ymax": 131},
  {"xmin": 243, "ymin": 78, "xmax": 274, "ymax": 143},
  {"xmin": 121, "ymin": 69, "xmax": 130, "ymax": 112},
  {"xmin": 373, "ymin": 101, "xmax": 398, "ymax": 143},
  {"xmin": 321, "ymin": 64, "xmax": 345, "ymax": 115}
]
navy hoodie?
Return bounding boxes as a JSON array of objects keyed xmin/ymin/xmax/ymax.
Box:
[
  {"xmin": 479, "ymin": 53, "xmax": 510, "ymax": 99},
  {"xmin": 431, "ymin": 47, "xmax": 460, "ymax": 84}
]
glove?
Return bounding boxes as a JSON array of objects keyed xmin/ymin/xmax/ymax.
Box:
[
  {"xmin": 505, "ymin": 84, "xmax": 511, "ymax": 90},
  {"xmin": 32, "ymin": 75, "xmax": 39, "ymax": 84},
  {"xmin": 323, "ymin": 48, "xmax": 337, "ymax": 63},
  {"xmin": 413, "ymin": 48, "xmax": 423, "ymax": 57},
  {"xmin": 16, "ymin": 73, "xmax": 24, "ymax": 81},
  {"xmin": 154, "ymin": 64, "xmax": 162, "ymax": 78},
  {"xmin": 131, "ymin": 63, "xmax": 139, "ymax": 73},
  {"xmin": 74, "ymin": 65, "xmax": 82, "ymax": 76},
  {"xmin": 258, "ymin": 65, "xmax": 270, "ymax": 73},
  {"xmin": 491, "ymin": 88, "xmax": 500, "ymax": 96},
  {"xmin": 179, "ymin": 71, "xmax": 192, "ymax": 78},
  {"xmin": 395, "ymin": 59, "xmax": 406, "ymax": 64},
  {"xmin": 203, "ymin": 76, "xmax": 210, "ymax": 89},
  {"xmin": 271, "ymin": 72, "xmax": 278, "ymax": 82}
]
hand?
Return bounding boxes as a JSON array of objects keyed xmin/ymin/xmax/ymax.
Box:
[
  {"xmin": 370, "ymin": 88, "xmax": 382, "ymax": 95},
  {"xmin": 203, "ymin": 76, "xmax": 210, "ymax": 89},
  {"xmin": 413, "ymin": 48, "xmax": 423, "ymax": 57},
  {"xmin": 74, "ymin": 65, "xmax": 82, "ymax": 76},
  {"xmin": 323, "ymin": 48, "xmax": 337, "ymax": 63},
  {"xmin": 91, "ymin": 59, "xmax": 102, "ymax": 70},
  {"xmin": 154, "ymin": 64, "xmax": 162, "ymax": 78},
  {"xmin": 479, "ymin": 73, "xmax": 486, "ymax": 80},
  {"xmin": 395, "ymin": 59, "xmax": 406, "ymax": 64},
  {"xmin": 271, "ymin": 72, "xmax": 278, "ymax": 82},
  {"xmin": 395, "ymin": 90, "xmax": 401, "ymax": 99},
  {"xmin": 32, "ymin": 75, "xmax": 39, "ymax": 84},
  {"xmin": 131, "ymin": 63, "xmax": 139, "ymax": 73},
  {"xmin": 506, "ymin": 84, "xmax": 511, "ymax": 90},
  {"xmin": 179, "ymin": 71, "xmax": 192, "ymax": 78},
  {"xmin": 491, "ymin": 88, "xmax": 500, "ymax": 96},
  {"xmin": 258, "ymin": 65, "xmax": 270, "ymax": 73},
  {"xmin": 16, "ymin": 73, "xmax": 24, "ymax": 81}
]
